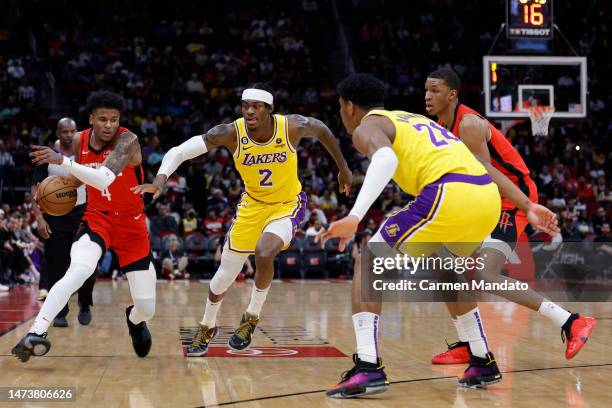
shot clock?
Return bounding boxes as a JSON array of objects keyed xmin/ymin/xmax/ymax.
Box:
[{"xmin": 506, "ymin": 0, "xmax": 553, "ymax": 39}]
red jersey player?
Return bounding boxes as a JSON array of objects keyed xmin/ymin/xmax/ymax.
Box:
[
  {"xmin": 13, "ymin": 91, "xmax": 155, "ymax": 362},
  {"xmin": 424, "ymin": 69, "xmax": 596, "ymax": 368}
]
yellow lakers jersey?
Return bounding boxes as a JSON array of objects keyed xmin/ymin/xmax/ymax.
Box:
[
  {"xmin": 364, "ymin": 110, "xmax": 487, "ymax": 196},
  {"xmin": 233, "ymin": 114, "xmax": 302, "ymax": 203}
]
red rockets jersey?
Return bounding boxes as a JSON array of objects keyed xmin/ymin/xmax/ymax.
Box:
[
  {"xmin": 441, "ymin": 104, "xmax": 538, "ymax": 210},
  {"xmin": 76, "ymin": 127, "xmax": 144, "ymax": 216}
]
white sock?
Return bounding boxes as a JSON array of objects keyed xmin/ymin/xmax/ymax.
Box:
[
  {"xmin": 353, "ymin": 312, "xmax": 379, "ymax": 364},
  {"xmin": 201, "ymin": 298, "xmax": 223, "ymax": 328},
  {"xmin": 30, "ymin": 316, "xmax": 52, "ymax": 336},
  {"xmin": 245, "ymin": 284, "xmax": 270, "ymax": 316},
  {"xmin": 538, "ymin": 300, "xmax": 571, "ymax": 327},
  {"xmin": 453, "ymin": 318, "xmax": 468, "ymax": 342},
  {"xmin": 456, "ymin": 307, "xmax": 489, "ymax": 358}
]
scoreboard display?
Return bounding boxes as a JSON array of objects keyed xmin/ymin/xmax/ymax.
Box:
[{"xmin": 506, "ymin": 0, "xmax": 554, "ymax": 39}]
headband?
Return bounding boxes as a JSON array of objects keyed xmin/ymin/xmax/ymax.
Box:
[{"xmin": 241, "ymin": 88, "xmax": 273, "ymax": 105}]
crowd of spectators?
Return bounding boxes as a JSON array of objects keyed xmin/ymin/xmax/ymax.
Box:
[{"xmin": 1, "ymin": 0, "xmax": 610, "ymax": 287}]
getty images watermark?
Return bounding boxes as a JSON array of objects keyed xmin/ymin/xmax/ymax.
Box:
[
  {"xmin": 359, "ymin": 242, "xmax": 612, "ymax": 302},
  {"xmin": 370, "ymin": 253, "xmax": 529, "ymax": 292}
]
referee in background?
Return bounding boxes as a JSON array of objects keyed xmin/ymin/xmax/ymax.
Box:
[{"xmin": 31, "ymin": 117, "xmax": 96, "ymax": 327}]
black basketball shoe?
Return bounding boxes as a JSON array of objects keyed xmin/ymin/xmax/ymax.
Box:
[
  {"xmin": 228, "ymin": 312, "xmax": 259, "ymax": 351},
  {"xmin": 125, "ymin": 305, "xmax": 152, "ymax": 357},
  {"xmin": 326, "ymin": 354, "xmax": 389, "ymax": 398},
  {"xmin": 53, "ymin": 316, "xmax": 68, "ymax": 327},
  {"xmin": 458, "ymin": 352, "xmax": 502, "ymax": 388},
  {"xmin": 12, "ymin": 332, "xmax": 51, "ymax": 363},
  {"xmin": 78, "ymin": 305, "xmax": 92, "ymax": 326}
]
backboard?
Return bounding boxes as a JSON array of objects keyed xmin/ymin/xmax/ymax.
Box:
[{"xmin": 483, "ymin": 55, "xmax": 587, "ymax": 119}]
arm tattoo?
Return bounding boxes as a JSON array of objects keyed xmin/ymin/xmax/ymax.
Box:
[
  {"xmin": 103, "ymin": 131, "xmax": 139, "ymax": 175},
  {"xmin": 203, "ymin": 123, "xmax": 233, "ymax": 150},
  {"xmin": 288, "ymin": 114, "xmax": 320, "ymax": 137}
]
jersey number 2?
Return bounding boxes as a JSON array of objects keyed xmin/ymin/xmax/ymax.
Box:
[{"xmin": 259, "ymin": 169, "xmax": 273, "ymax": 187}]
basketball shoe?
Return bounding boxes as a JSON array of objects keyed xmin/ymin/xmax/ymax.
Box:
[
  {"xmin": 326, "ymin": 354, "xmax": 389, "ymax": 398},
  {"xmin": 458, "ymin": 352, "xmax": 502, "ymax": 388},
  {"xmin": 432, "ymin": 341, "xmax": 470, "ymax": 364},
  {"xmin": 562, "ymin": 313, "xmax": 597, "ymax": 359},
  {"xmin": 125, "ymin": 305, "xmax": 152, "ymax": 357},
  {"xmin": 186, "ymin": 325, "xmax": 219, "ymax": 356},
  {"xmin": 228, "ymin": 312, "xmax": 259, "ymax": 350},
  {"xmin": 11, "ymin": 332, "xmax": 51, "ymax": 363},
  {"xmin": 78, "ymin": 304, "xmax": 92, "ymax": 326}
]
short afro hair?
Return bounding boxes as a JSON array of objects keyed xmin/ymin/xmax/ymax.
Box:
[
  {"xmin": 337, "ymin": 73, "xmax": 386, "ymax": 109},
  {"xmin": 86, "ymin": 90, "xmax": 126, "ymax": 114},
  {"xmin": 250, "ymin": 82, "xmax": 274, "ymax": 94},
  {"xmin": 428, "ymin": 68, "xmax": 461, "ymax": 92}
]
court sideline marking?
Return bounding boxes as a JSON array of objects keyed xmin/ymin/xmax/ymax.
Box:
[{"xmin": 200, "ymin": 362, "xmax": 612, "ymax": 407}]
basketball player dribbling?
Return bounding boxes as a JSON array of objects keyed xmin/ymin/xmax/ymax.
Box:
[
  {"xmin": 13, "ymin": 91, "xmax": 156, "ymax": 362},
  {"xmin": 425, "ymin": 68, "xmax": 596, "ymax": 364},
  {"xmin": 133, "ymin": 84, "xmax": 352, "ymax": 355},
  {"xmin": 319, "ymin": 74, "xmax": 559, "ymax": 397}
]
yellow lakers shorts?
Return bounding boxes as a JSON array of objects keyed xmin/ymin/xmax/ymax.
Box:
[
  {"xmin": 226, "ymin": 192, "xmax": 307, "ymax": 254},
  {"xmin": 379, "ymin": 173, "xmax": 501, "ymax": 257}
]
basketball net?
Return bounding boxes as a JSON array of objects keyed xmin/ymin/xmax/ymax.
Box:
[{"xmin": 527, "ymin": 106, "xmax": 555, "ymax": 136}]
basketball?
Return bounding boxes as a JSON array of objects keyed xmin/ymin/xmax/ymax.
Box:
[{"xmin": 36, "ymin": 175, "xmax": 78, "ymax": 216}]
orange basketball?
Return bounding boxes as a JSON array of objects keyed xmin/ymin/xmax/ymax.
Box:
[{"xmin": 37, "ymin": 175, "xmax": 78, "ymax": 216}]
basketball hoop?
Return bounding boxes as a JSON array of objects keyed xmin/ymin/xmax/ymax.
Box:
[{"xmin": 526, "ymin": 106, "xmax": 555, "ymax": 137}]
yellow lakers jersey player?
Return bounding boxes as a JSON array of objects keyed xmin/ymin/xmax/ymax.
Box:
[
  {"xmin": 135, "ymin": 84, "xmax": 351, "ymax": 355},
  {"xmin": 228, "ymin": 113, "xmax": 305, "ymax": 253},
  {"xmin": 323, "ymin": 73, "xmax": 558, "ymax": 399},
  {"xmin": 362, "ymin": 109, "xmax": 500, "ymax": 256}
]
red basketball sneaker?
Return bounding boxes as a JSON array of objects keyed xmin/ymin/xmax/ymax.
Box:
[
  {"xmin": 432, "ymin": 341, "xmax": 470, "ymax": 364},
  {"xmin": 562, "ymin": 314, "xmax": 597, "ymax": 360}
]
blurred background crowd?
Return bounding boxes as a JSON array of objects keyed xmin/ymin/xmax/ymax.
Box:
[{"xmin": 1, "ymin": 0, "xmax": 610, "ymax": 289}]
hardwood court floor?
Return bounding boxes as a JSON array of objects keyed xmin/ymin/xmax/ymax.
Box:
[{"xmin": 1, "ymin": 280, "xmax": 611, "ymax": 407}]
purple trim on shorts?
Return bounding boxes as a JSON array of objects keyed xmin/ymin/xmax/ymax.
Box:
[
  {"xmin": 373, "ymin": 314, "xmax": 379, "ymax": 359},
  {"xmin": 474, "ymin": 311, "xmax": 490, "ymax": 352},
  {"xmin": 290, "ymin": 191, "xmax": 307, "ymax": 230},
  {"xmin": 379, "ymin": 173, "xmax": 491, "ymax": 248},
  {"xmin": 379, "ymin": 184, "xmax": 441, "ymax": 247},
  {"xmin": 437, "ymin": 173, "xmax": 492, "ymax": 186}
]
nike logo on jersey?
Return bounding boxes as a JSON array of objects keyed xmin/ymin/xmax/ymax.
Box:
[
  {"xmin": 243, "ymin": 145, "xmax": 254, "ymax": 151},
  {"xmin": 82, "ymin": 151, "xmax": 89, "ymax": 155},
  {"xmin": 133, "ymin": 214, "xmax": 142, "ymax": 220}
]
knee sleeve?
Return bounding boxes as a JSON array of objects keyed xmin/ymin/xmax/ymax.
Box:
[
  {"xmin": 127, "ymin": 262, "xmax": 157, "ymax": 321},
  {"xmin": 70, "ymin": 234, "xmax": 104, "ymax": 272},
  {"xmin": 34, "ymin": 235, "xmax": 102, "ymax": 330},
  {"xmin": 132, "ymin": 298, "xmax": 155, "ymax": 321},
  {"xmin": 209, "ymin": 247, "xmax": 248, "ymax": 295},
  {"xmin": 65, "ymin": 234, "xmax": 103, "ymax": 286},
  {"xmin": 262, "ymin": 218, "xmax": 293, "ymax": 247}
]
